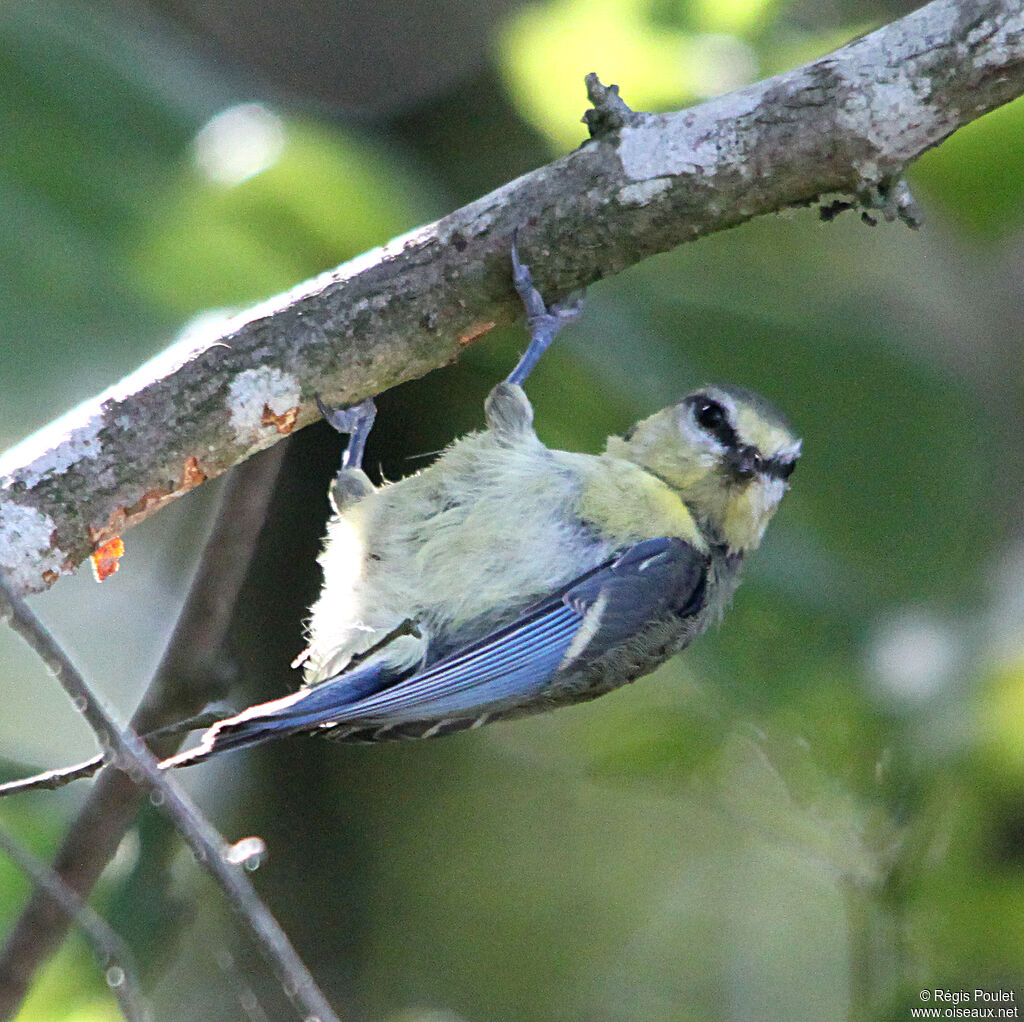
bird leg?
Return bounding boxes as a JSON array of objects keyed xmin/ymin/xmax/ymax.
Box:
[
  {"xmin": 505, "ymin": 236, "xmax": 584, "ymax": 387},
  {"xmin": 316, "ymin": 395, "xmax": 377, "ymax": 512}
]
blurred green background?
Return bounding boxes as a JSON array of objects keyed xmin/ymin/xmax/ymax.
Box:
[{"xmin": 3, "ymin": 0, "xmax": 1024, "ymax": 1019}]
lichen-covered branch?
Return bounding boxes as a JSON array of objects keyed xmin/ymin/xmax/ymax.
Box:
[{"xmin": 2, "ymin": 0, "xmax": 1022, "ymax": 595}]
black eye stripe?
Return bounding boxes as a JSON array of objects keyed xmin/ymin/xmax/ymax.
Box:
[
  {"xmin": 762, "ymin": 458, "xmax": 796, "ymax": 481},
  {"xmin": 709, "ymin": 420, "xmax": 739, "ymax": 448},
  {"xmin": 684, "ymin": 394, "xmax": 797, "ymax": 480},
  {"xmin": 688, "ymin": 396, "xmax": 739, "ymax": 448}
]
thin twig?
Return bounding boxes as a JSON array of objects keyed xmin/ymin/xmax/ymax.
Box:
[
  {"xmin": 0, "ymin": 819, "xmax": 151, "ymax": 1022},
  {"xmin": 0, "ymin": 448, "xmax": 294, "ymax": 1020},
  {"xmin": 0, "ymin": 572, "xmax": 340, "ymax": 1022},
  {"xmin": 0, "ymin": 755, "xmax": 104, "ymax": 797},
  {"xmin": 0, "ymin": 709, "xmax": 234, "ymax": 798}
]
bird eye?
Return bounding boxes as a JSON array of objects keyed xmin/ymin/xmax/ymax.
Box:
[{"xmin": 695, "ymin": 400, "xmax": 728, "ymax": 433}]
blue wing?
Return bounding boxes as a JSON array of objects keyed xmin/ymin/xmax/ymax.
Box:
[{"xmin": 164, "ymin": 537, "xmax": 706, "ymax": 765}]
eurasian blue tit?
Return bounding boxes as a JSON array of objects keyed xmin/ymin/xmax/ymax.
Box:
[{"xmin": 166, "ymin": 243, "xmax": 800, "ymax": 766}]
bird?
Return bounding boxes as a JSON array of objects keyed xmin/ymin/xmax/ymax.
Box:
[{"xmin": 163, "ymin": 240, "xmax": 801, "ymax": 767}]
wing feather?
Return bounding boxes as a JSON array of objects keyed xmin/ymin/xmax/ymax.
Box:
[{"xmin": 164, "ymin": 537, "xmax": 706, "ymax": 765}]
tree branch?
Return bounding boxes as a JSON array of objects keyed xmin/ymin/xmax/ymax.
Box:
[
  {"xmin": 1, "ymin": 0, "xmax": 1022, "ymax": 598},
  {"xmin": 0, "ymin": 571, "xmax": 341, "ymax": 1022},
  {"xmin": 0, "ymin": 821, "xmax": 151, "ymax": 1022},
  {"xmin": 0, "ymin": 710, "xmax": 233, "ymax": 797},
  {"xmin": 0, "ymin": 447, "xmax": 286, "ymax": 1020}
]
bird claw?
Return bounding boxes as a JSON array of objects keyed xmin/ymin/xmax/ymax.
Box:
[
  {"xmin": 550, "ymin": 292, "xmax": 585, "ymax": 322},
  {"xmin": 506, "ymin": 232, "xmax": 585, "ymax": 387},
  {"xmin": 316, "ymin": 395, "xmax": 377, "ymax": 471},
  {"xmin": 316, "ymin": 395, "xmax": 377, "ymax": 437}
]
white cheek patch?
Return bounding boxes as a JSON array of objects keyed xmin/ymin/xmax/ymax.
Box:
[
  {"xmin": 776, "ymin": 438, "xmax": 802, "ymax": 462},
  {"xmin": 762, "ymin": 477, "xmax": 786, "ymax": 507},
  {"xmin": 677, "ymin": 414, "xmax": 725, "ymax": 466}
]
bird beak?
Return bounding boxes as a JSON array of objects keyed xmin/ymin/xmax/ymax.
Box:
[{"xmin": 725, "ymin": 444, "xmax": 762, "ymax": 482}]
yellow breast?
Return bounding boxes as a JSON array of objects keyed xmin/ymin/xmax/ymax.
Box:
[{"xmin": 576, "ymin": 454, "xmax": 707, "ymax": 551}]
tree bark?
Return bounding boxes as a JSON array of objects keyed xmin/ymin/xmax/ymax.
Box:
[{"xmin": 1, "ymin": 0, "xmax": 1022, "ymax": 596}]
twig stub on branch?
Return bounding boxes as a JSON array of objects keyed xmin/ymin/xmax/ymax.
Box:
[{"xmin": 582, "ymin": 73, "xmax": 644, "ymax": 137}]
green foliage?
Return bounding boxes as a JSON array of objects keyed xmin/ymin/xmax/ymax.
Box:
[
  {"xmin": 500, "ymin": 0, "xmax": 767, "ymax": 149},
  {"xmin": 2, "ymin": 0, "xmax": 1024, "ymax": 1019},
  {"xmin": 0, "ymin": 800, "xmax": 124, "ymax": 1020},
  {"xmin": 133, "ymin": 119, "xmax": 432, "ymax": 314},
  {"xmin": 913, "ymin": 96, "xmax": 1024, "ymax": 238}
]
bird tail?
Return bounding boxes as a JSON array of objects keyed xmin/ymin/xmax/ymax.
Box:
[{"xmin": 161, "ymin": 663, "xmax": 387, "ymax": 769}]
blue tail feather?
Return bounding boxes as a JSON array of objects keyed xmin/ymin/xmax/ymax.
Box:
[{"xmin": 161, "ymin": 660, "xmax": 393, "ymax": 767}]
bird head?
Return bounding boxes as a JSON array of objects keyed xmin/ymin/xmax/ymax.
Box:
[{"xmin": 607, "ymin": 385, "xmax": 801, "ymax": 554}]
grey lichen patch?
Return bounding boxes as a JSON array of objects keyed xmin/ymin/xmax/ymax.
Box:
[
  {"xmin": 0, "ymin": 408, "xmax": 105, "ymax": 490},
  {"xmin": 844, "ymin": 69, "xmax": 946, "ymax": 175},
  {"xmin": 227, "ymin": 367, "xmax": 301, "ymax": 447},
  {"xmin": 617, "ymin": 118, "xmax": 716, "ymax": 181},
  {"xmin": 967, "ymin": 8, "xmax": 1024, "ymax": 69},
  {"xmin": 0, "ymin": 502, "xmax": 65, "ymax": 592},
  {"xmin": 829, "ymin": 4, "xmax": 972, "ymax": 178},
  {"xmin": 615, "ymin": 88, "xmax": 762, "ymax": 184},
  {"xmin": 618, "ymin": 179, "xmax": 673, "ymax": 205}
]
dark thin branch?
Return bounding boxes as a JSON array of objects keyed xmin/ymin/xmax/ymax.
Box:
[
  {"xmin": 0, "ymin": 755, "xmax": 105, "ymax": 797},
  {"xmin": 2, "ymin": 0, "xmax": 1022, "ymax": 596},
  {"xmin": 0, "ymin": 709, "xmax": 234, "ymax": 797},
  {"xmin": 0, "ymin": 447, "xmax": 287, "ymax": 1021},
  {"xmin": 0, "ymin": 821, "xmax": 151, "ymax": 1022},
  {"xmin": 0, "ymin": 572, "xmax": 340, "ymax": 1022}
]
